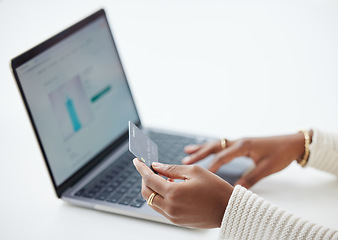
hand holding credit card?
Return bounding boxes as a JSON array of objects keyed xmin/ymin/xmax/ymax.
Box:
[{"xmin": 129, "ymin": 121, "xmax": 158, "ymax": 173}]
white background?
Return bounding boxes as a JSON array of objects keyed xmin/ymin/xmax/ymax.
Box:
[{"xmin": 1, "ymin": 0, "xmax": 338, "ymax": 239}]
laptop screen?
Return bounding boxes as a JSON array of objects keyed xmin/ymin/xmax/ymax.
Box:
[{"xmin": 14, "ymin": 12, "xmax": 139, "ymax": 187}]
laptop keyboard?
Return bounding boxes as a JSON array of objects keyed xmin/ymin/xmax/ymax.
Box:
[
  {"xmin": 148, "ymin": 131, "xmax": 198, "ymax": 164},
  {"xmin": 74, "ymin": 131, "xmax": 198, "ymax": 208}
]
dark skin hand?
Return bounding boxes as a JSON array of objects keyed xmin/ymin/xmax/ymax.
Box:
[
  {"xmin": 134, "ymin": 131, "xmax": 312, "ymax": 228},
  {"xmin": 133, "ymin": 159, "xmax": 233, "ymax": 228},
  {"xmin": 182, "ymin": 131, "xmax": 313, "ymax": 189}
]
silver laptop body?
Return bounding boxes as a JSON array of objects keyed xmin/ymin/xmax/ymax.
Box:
[{"xmin": 11, "ymin": 9, "xmax": 252, "ymax": 225}]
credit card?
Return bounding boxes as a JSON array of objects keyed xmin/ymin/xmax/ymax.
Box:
[{"xmin": 129, "ymin": 121, "xmax": 158, "ymax": 172}]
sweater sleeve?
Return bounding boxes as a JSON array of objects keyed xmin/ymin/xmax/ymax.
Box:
[
  {"xmin": 307, "ymin": 129, "xmax": 338, "ymax": 176},
  {"xmin": 219, "ymin": 185, "xmax": 338, "ymax": 240}
]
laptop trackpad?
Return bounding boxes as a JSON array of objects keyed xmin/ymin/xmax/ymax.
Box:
[{"xmin": 196, "ymin": 156, "xmax": 254, "ymax": 186}]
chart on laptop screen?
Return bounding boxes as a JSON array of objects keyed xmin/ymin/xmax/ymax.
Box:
[
  {"xmin": 49, "ymin": 75, "xmax": 93, "ymax": 140},
  {"xmin": 15, "ymin": 16, "xmax": 139, "ymax": 186}
]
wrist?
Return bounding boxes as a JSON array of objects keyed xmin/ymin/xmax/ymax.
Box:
[{"xmin": 217, "ymin": 182, "xmax": 234, "ymax": 228}]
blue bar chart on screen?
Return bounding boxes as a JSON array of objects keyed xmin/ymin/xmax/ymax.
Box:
[{"xmin": 65, "ymin": 96, "xmax": 82, "ymax": 132}]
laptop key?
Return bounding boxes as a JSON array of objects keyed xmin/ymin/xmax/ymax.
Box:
[
  {"xmin": 135, "ymin": 195, "xmax": 146, "ymax": 203},
  {"xmin": 134, "ymin": 185, "xmax": 142, "ymax": 192},
  {"xmin": 118, "ymin": 197, "xmax": 133, "ymax": 205},
  {"xmin": 89, "ymin": 189, "xmax": 99, "ymax": 196},
  {"xmin": 107, "ymin": 193, "xmax": 123, "ymax": 203},
  {"xmin": 82, "ymin": 191, "xmax": 95, "ymax": 198},
  {"xmin": 106, "ymin": 185, "xmax": 116, "ymax": 192},
  {"xmin": 93, "ymin": 184, "xmax": 105, "ymax": 192},
  {"xmin": 117, "ymin": 186, "xmax": 128, "ymax": 194},
  {"xmin": 124, "ymin": 181, "xmax": 133, "ymax": 189},
  {"xmin": 130, "ymin": 201, "xmax": 144, "ymax": 208},
  {"xmin": 75, "ymin": 188, "xmax": 85, "ymax": 196},
  {"xmin": 95, "ymin": 190, "xmax": 111, "ymax": 200},
  {"xmin": 125, "ymin": 191, "xmax": 138, "ymax": 199},
  {"xmin": 129, "ymin": 177, "xmax": 138, "ymax": 184}
]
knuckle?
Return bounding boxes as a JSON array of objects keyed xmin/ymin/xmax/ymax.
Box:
[
  {"xmin": 190, "ymin": 164, "xmax": 202, "ymax": 173},
  {"xmin": 238, "ymin": 138, "xmax": 248, "ymax": 147},
  {"xmin": 238, "ymin": 138, "xmax": 251, "ymax": 152},
  {"xmin": 211, "ymin": 141, "xmax": 220, "ymax": 151}
]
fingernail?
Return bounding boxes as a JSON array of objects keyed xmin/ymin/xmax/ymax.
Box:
[
  {"xmin": 182, "ymin": 157, "xmax": 190, "ymax": 164},
  {"xmin": 152, "ymin": 162, "xmax": 164, "ymax": 168},
  {"xmin": 132, "ymin": 158, "xmax": 138, "ymax": 166}
]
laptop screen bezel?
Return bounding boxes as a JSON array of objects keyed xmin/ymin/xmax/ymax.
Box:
[{"xmin": 11, "ymin": 9, "xmax": 141, "ymax": 198}]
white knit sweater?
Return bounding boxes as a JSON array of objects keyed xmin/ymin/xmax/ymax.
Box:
[{"xmin": 219, "ymin": 129, "xmax": 338, "ymax": 240}]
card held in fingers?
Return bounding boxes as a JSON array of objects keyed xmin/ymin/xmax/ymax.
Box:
[{"xmin": 129, "ymin": 121, "xmax": 158, "ymax": 172}]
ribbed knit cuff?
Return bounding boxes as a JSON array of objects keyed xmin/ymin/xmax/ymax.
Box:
[
  {"xmin": 219, "ymin": 185, "xmax": 338, "ymax": 240},
  {"xmin": 307, "ymin": 129, "xmax": 338, "ymax": 176}
]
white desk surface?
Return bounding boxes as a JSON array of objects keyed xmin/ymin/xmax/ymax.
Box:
[{"xmin": 1, "ymin": 0, "xmax": 338, "ymax": 239}]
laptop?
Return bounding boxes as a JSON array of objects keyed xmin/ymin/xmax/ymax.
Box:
[{"xmin": 11, "ymin": 9, "xmax": 252, "ymax": 225}]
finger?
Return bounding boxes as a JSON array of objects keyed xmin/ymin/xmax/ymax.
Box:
[
  {"xmin": 133, "ymin": 158, "xmax": 169, "ymax": 196},
  {"xmin": 141, "ymin": 181, "xmax": 165, "ymax": 208},
  {"xmin": 234, "ymin": 159, "xmax": 270, "ymax": 189},
  {"xmin": 208, "ymin": 142, "xmax": 247, "ymax": 173},
  {"xmin": 184, "ymin": 144, "xmax": 202, "ymax": 154},
  {"xmin": 141, "ymin": 181, "xmax": 170, "ymax": 218},
  {"xmin": 182, "ymin": 141, "xmax": 219, "ymax": 165},
  {"xmin": 152, "ymin": 162, "xmax": 190, "ymax": 180}
]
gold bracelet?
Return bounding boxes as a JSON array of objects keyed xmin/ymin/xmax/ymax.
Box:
[{"xmin": 298, "ymin": 130, "xmax": 310, "ymax": 167}]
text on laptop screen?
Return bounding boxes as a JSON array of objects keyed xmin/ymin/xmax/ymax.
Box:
[{"xmin": 16, "ymin": 16, "xmax": 139, "ymax": 186}]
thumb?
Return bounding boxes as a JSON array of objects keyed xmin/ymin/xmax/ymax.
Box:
[{"xmin": 151, "ymin": 162, "xmax": 188, "ymax": 180}]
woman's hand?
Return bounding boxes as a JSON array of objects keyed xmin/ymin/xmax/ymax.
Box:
[
  {"xmin": 133, "ymin": 159, "xmax": 234, "ymax": 228},
  {"xmin": 182, "ymin": 132, "xmax": 312, "ymax": 189}
]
